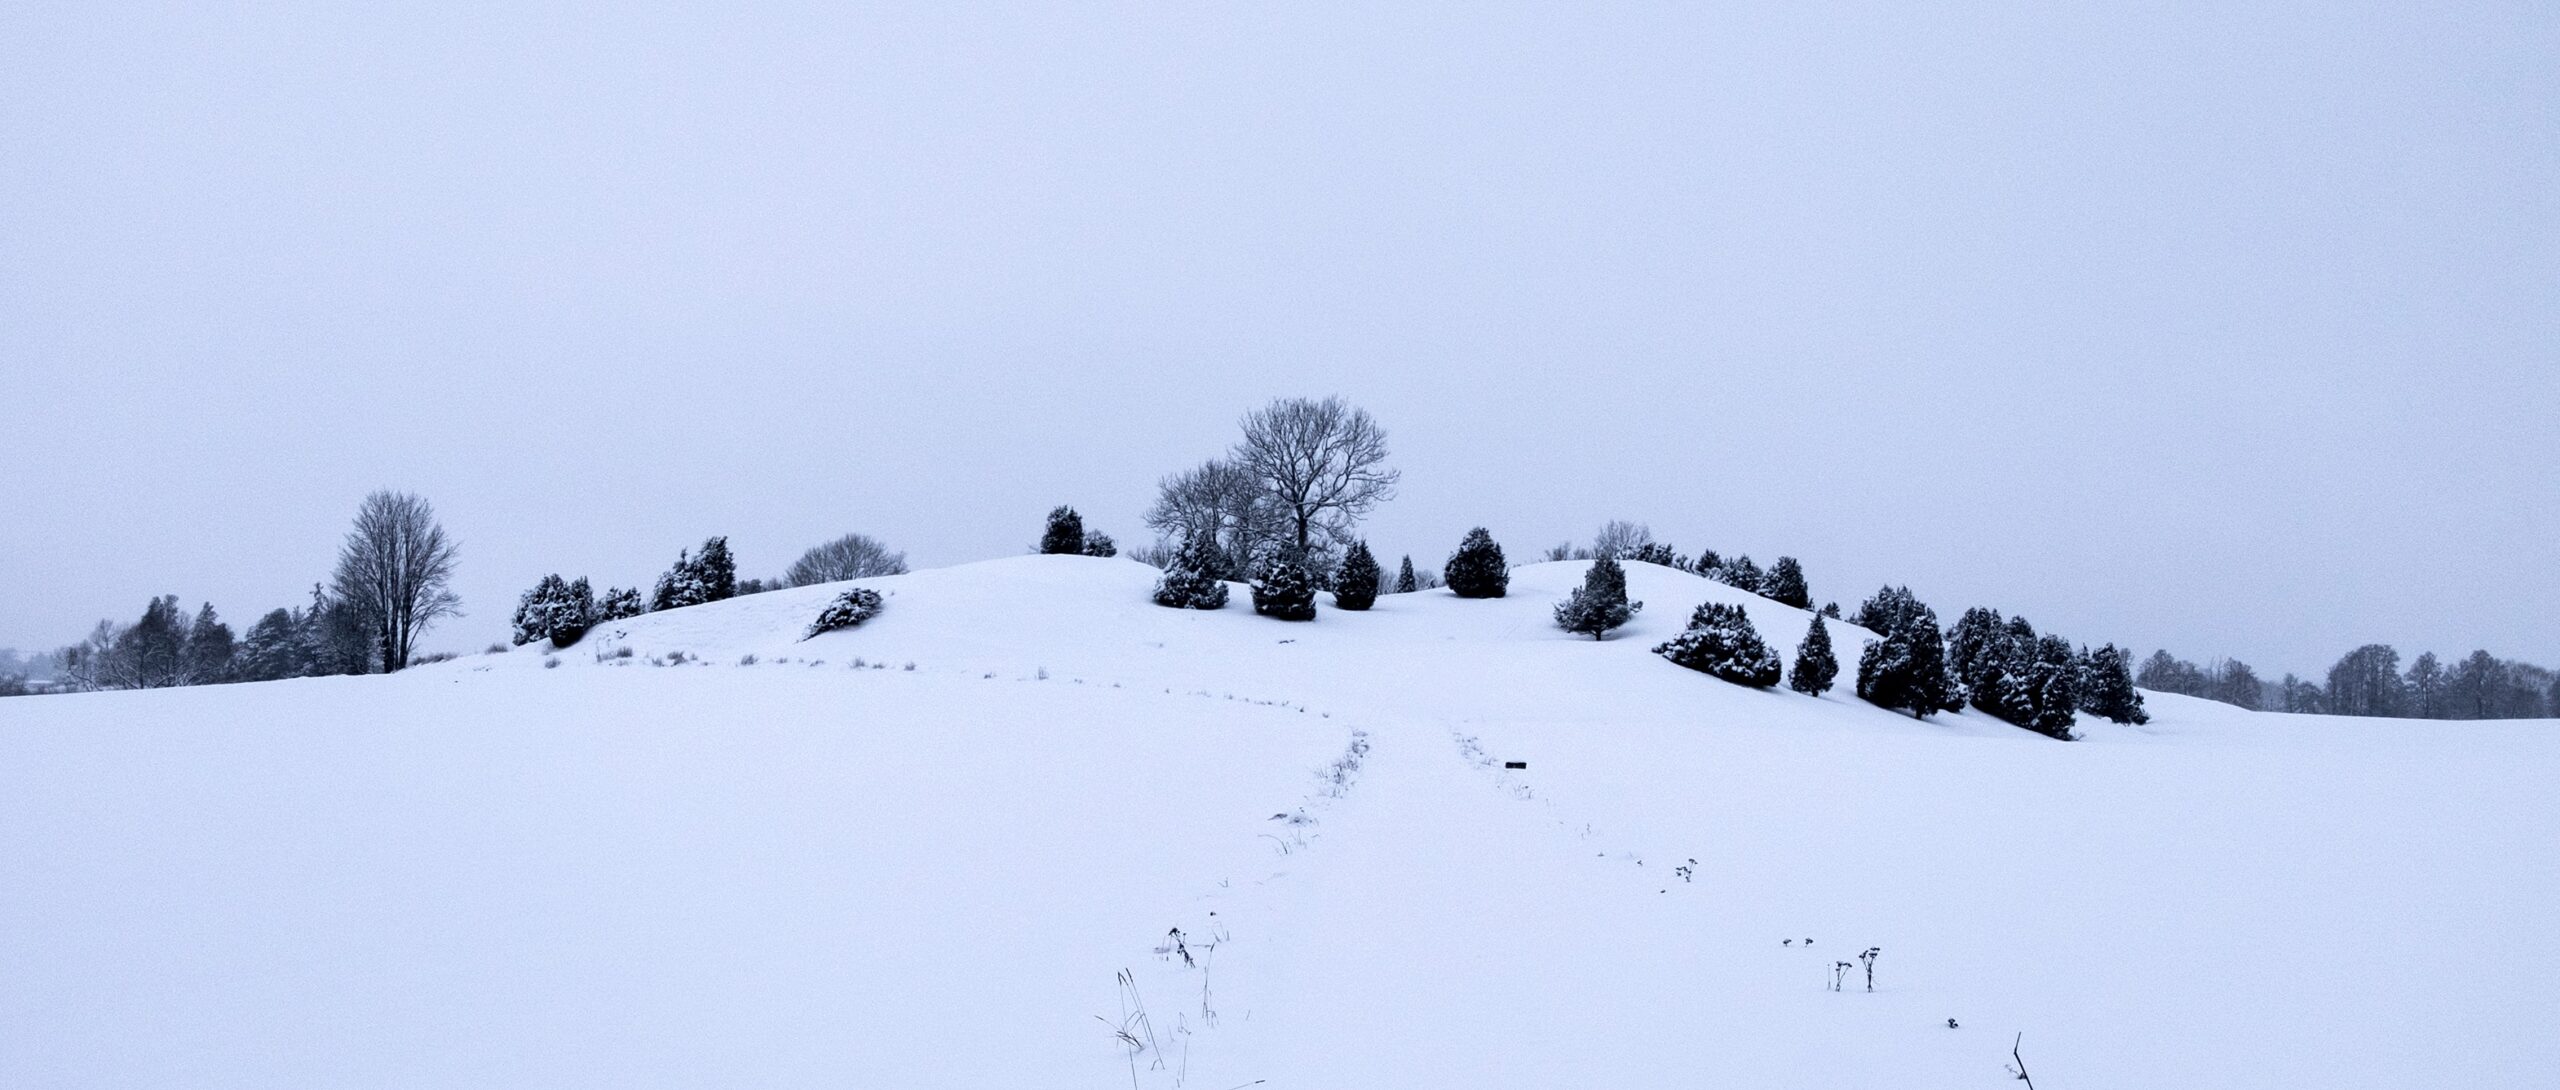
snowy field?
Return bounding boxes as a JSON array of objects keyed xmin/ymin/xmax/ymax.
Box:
[{"xmin": 6, "ymin": 557, "xmax": 2554, "ymax": 1087}]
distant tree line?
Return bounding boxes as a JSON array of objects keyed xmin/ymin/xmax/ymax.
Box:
[
  {"xmin": 38, "ymin": 490, "xmax": 459, "ymax": 693},
  {"xmin": 2136, "ymin": 644, "xmax": 2553, "ymax": 720}
]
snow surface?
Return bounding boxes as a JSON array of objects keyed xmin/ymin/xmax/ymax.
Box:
[{"xmin": 5, "ymin": 556, "xmax": 2554, "ymax": 1087}]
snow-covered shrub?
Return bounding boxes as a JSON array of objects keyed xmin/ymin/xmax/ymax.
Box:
[
  {"xmin": 596, "ymin": 586, "xmax": 645, "ymax": 622},
  {"xmin": 1789, "ymin": 614, "xmax": 1839, "ymax": 695},
  {"xmin": 1080, "ymin": 531, "xmax": 1116, "ymax": 558},
  {"xmin": 2080, "ymin": 643, "xmax": 2149, "ymax": 725},
  {"xmin": 651, "ymin": 537, "xmax": 737, "ymax": 611},
  {"xmin": 804, "ymin": 587, "xmax": 886, "ymax": 640},
  {"xmin": 1655, "ymin": 602, "xmax": 1780, "ymax": 686},
  {"xmin": 1252, "ymin": 557, "xmax": 1317, "ymax": 621},
  {"xmin": 1625, "ymin": 541, "xmax": 1686, "ymax": 569},
  {"xmin": 1152, "ymin": 528, "xmax": 1230, "ymax": 610},
  {"xmin": 1395, "ymin": 555, "xmax": 1418, "ymax": 594},
  {"xmin": 1713, "ymin": 554, "xmax": 1764, "ymax": 595},
  {"xmin": 511, "ymin": 574, "xmax": 596, "ymax": 647},
  {"xmin": 1332, "ymin": 541, "xmax": 1381, "ymax": 611},
  {"xmin": 1554, "ymin": 555, "xmax": 1642, "ymax": 640},
  {"xmin": 1040, "ymin": 506, "xmax": 1084, "ymax": 555},
  {"xmin": 1443, "ymin": 527, "xmax": 1508, "ymax": 599}
]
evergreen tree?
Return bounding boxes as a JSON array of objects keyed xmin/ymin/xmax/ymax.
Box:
[
  {"xmin": 1443, "ymin": 528, "xmax": 1509, "ymax": 599},
  {"xmin": 804, "ymin": 587, "xmax": 886, "ymax": 639},
  {"xmin": 1081, "ymin": 531, "xmax": 1117, "ymax": 558},
  {"xmin": 2025, "ymin": 634, "xmax": 2080, "ymax": 739},
  {"xmin": 2080, "ymin": 644, "xmax": 2149, "ymax": 725},
  {"xmin": 1947, "ymin": 607, "xmax": 2006, "ymax": 697},
  {"xmin": 1152, "ymin": 528, "xmax": 1231, "ymax": 610},
  {"xmin": 1691, "ymin": 549, "xmax": 1723, "ymax": 577},
  {"xmin": 1971, "ymin": 616, "xmax": 2039, "ymax": 725},
  {"xmin": 652, "ymin": 548, "xmax": 698, "ymax": 611},
  {"xmin": 1764, "ymin": 557, "xmax": 1811, "ymax": 608},
  {"xmin": 1717, "ymin": 555, "xmax": 1765, "ymax": 594},
  {"xmin": 236, "ymin": 608, "xmax": 306, "ymax": 682},
  {"xmin": 183, "ymin": 602, "xmax": 236, "ymax": 684},
  {"xmin": 1626, "ymin": 541, "xmax": 1687, "ymax": 569},
  {"xmin": 1040, "ymin": 505, "xmax": 1086, "ymax": 554},
  {"xmin": 513, "ymin": 575, "xmax": 563, "ymax": 645},
  {"xmin": 1855, "ymin": 596, "xmax": 1954, "ymax": 717},
  {"xmin": 1789, "ymin": 614, "xmax": 1839, "ymax": 696},
  {"xmin": 1251, "ymin": 555, "xmax": 1318, "ymax": 621},
  {"xmin": 1395, "ymin": 554, "xmax": 1418, "ymax": 594},
  {"xmin": 694, "ymin": 537, "xmax": 737, "ymax": 603},
  {"xmin": 1333, "ymin": 541, "xmax": 1381, "ymax": 611},
  {"xmin": 597, "ymin": 586, "xmax": 645, "ymax": 622},
  {"xmin": 1553, "ymin": 555, "xmax": 1642, "ymax": 639},
  {"xmin": 1655, "ymin": 602, "xmax": 1781, "ymax": 686}
]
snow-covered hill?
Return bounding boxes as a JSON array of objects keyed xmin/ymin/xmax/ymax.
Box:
[{"xmin": 6, "ymin": 556, "xmax": 2555, "ymax": 1087}]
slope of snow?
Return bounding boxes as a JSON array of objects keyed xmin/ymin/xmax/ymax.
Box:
[{"xmin": 5, "ymin": 556, "xmax": 2554, "ymax": 1088}]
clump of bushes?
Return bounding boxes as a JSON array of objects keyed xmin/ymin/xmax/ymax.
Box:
[
  {"xmin": 1655, "ymin": 602, "xmax": 1781, "ymax": 687},
  {"xmin": 1443, "ymin": 528, "xmax": 1509, "ymax": 598},
  {"xmin": 804, "ymin": 587, "xmax": 886, "ymax": 640},
  {"xmin": 512, "ymin": 574, "xmax": 597, "ymax": 647}
]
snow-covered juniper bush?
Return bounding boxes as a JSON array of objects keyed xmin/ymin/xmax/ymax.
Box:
[
  {"xmin": 1789, "ymin": 613, "xmax": 1838, "ymax": 696},
  {"xmin": 1039, "ymin": 506, "xmax": 1085, "ymax": 555},
  {"xmin": 804, "ymin": 587, "xmax": 885, "ymax": 640},
  {"xmin": 1553, "ymin": 555, "xmax": 1641, "ymax": 640},
  {"xmin": 1443, "ymin": 527, "xmax": 1508, "ymax": 599},
  {"xmin": 1655, "ymin": 602, "xmax": 1781, "ymax": 687},
  {"xmin": 1252, "ymin": 556, "xmax": 1318, "ymax": 621},
  {"xmin": 1152, "ymin": 528, "xmax": 1230, "ymax": 610},
  {"xmin": 1332, "ymin": 540, "xmax": 1381, "ymax": 611}
]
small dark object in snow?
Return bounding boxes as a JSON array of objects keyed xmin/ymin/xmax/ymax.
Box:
[
  {"xmin": 1947, "ymin": 1018, "xmax": 1959, "ymax": 1029},
  {"xmin": 1504, "ymin": 761, "xmax": 1527, "ymax": 769},
  {"xmin": 1783, "ymin": 939, "xmax": 1793, "ymax": 947}
]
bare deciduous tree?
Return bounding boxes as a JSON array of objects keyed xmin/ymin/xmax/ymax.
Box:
[
  {"xmin": 1230, "ymin": 396, "xmax": 1399, "ymax": 562},
  {"xmin": 1143, "ymin": 457, "xmax": 1286, "ymax": 581},
  {"xmin": 1591, "ymin": 520, "xmax": 1654, "ymax": 559},
  {"xmin": 330, "ymin": 490, "xmax": 461, "ymax": 672},
  {"xmin": 784, "ymin": 532, "xmax": 910, "ymax": 586}
]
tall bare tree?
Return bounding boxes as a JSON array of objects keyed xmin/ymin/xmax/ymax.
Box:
[
  {"xmin": 785, "ymin": 532, "xmax": 910, "ymax": 586},
  {"xmin": 1230, "ymin": 396, "xmax": 1399, "ymax": 562},
  {"xmin": 331, "ymin": 490, "xmax": 461, "ymax": 672}
]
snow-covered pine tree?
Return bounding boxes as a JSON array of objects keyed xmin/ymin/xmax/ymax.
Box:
[
  {"xmin": 183, "ymin": 603, "xmax": 236, "ymax": 684},
  {"xmin": 652, "ymin": 549, "xmax": 697, "ymax": 611},
  {"xmin": 514, "ymin": 575, "xmax": 565, "ymax": 645},
  {"xmin": 1691, "ymin": 549, "xmax": 1722, "ymax": 577},
  {"xmin": 1251, "ymin": 555, "xmax": 1317, "ymax": 621},
  {"xmin": 1855, "ymin": 595, "xmax": 1954, "ymax": 717},
  {"xmin": 1764, "ymin": 557, "xmax": 1811, "ymax": 608},
  {"xmin": 1395, "ymin": 555, "xmax": 1418, "ymax": 595},
  {"xmin": 1969, "ymin": 616, "xmax": 2040, "ymax": 725},
  {"xmin": 551, "ymin": 577, "xmax": 597, "ymax": 646},
  {"xmin": 1947, "ymin": 606, "xmax": 2004, "ymax": 696},
  {"xmin": 1152, "ymin": 528, "xmax": 1231, "ymax": 610},
  {"xmin": 1553, "ymin": 555, "xmax": 1642, "ymax": 639},
  {"xmin": 2080, "ymin": 643, "xmax": 2149, "ymax": 724},
  {"xmin": 1443, "ymin": 528, "xmax": 1509, "ymax": 599},
  {"xmin": 1040, "ymin": 506, "xmax": 1085, "ymax": 555},
  {"xmin": 1081, "ymin": 531, "xmax": 1117, "ymax": 558},
  {"xmin": 1333, "ymin": 541, "xmax": 1381, "ymax": 611},
  {"xmin": 2027, "ymin": 634, "xmax": 2080, "ymax": 739},
  {"xmin": 1789, "ymin": 613, "xmax": 1838, "ymax": 695},
  {"xmin": 694, "ymin": 537, "xmax": 737, "ymax": 603},
  {"xmin": 597, "ymin": 586, "xmax": 645, "ymax": 622},
  {"xmin": 1655, "ymin": 601, "xmax": 1781, "ymax": 686},
  {"xmin": 1717, "ymin": 555, "xmax": 1765, "ymax": 594}
]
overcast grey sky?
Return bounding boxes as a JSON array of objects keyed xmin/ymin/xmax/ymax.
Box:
[{"xmin": 4, "ymin": 2, "xmax": 2553, "ymax": 677}]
